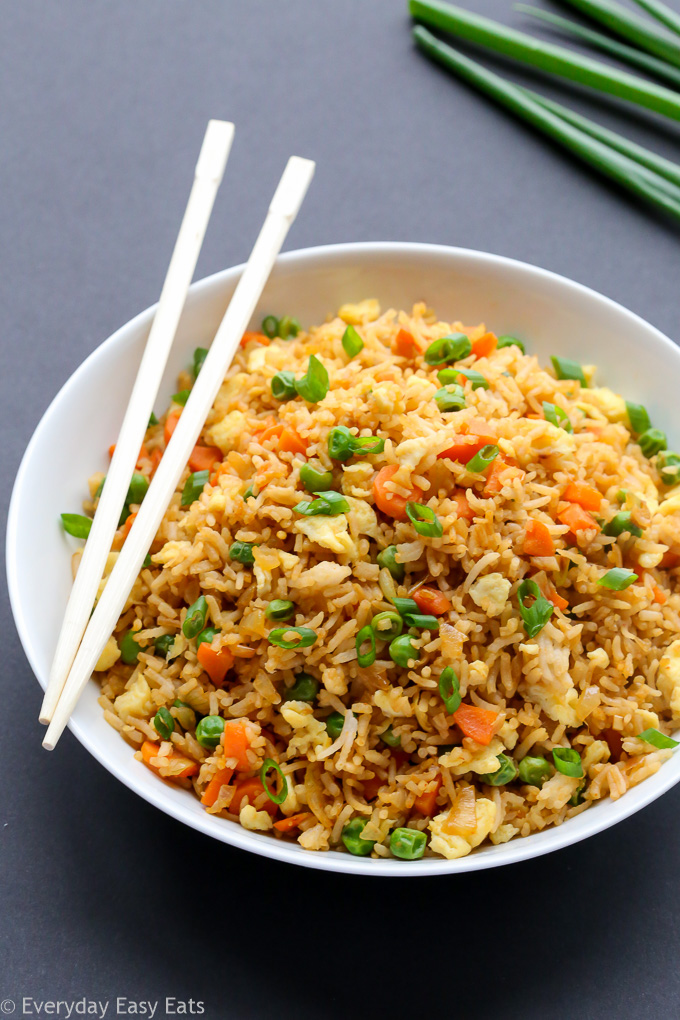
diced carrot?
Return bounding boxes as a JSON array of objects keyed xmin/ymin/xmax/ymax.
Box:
[
  {"xmin": 197, "ymin": 642, "xmax": 234, "ymax": 687},
  {"xmin": 279, "ymin": 426, "xmax": 308, "ymax": 455},
  {"xmin": 200, "ymin": 767, "xmax": 235, "ymax": 807},
  {"xmin": 164, "ymin": 410, "xmax": 181, "ymax": 445},
  {"xmin": 452, "ymin": 491, "xmax": 476, "ymax": 522},
  {"xmin": 221, "ymin": 720, "xmax": 252, "ymax": 771},
  {"xmin": 660, "ymin": 551, "xmax": 680, "ymax": 570},
  {"xmin": 558, "ymin": 503, "xmax": 599, "ymax": 533},
  {"xmin": 141, "ymin": 740, "xmax": 199, "ymax": 780},
  {"xmin": 230, "ymin": 777, "xmax": 278, "ymax": 817},
  {"xmin": 471, "ymin": 331, "xmax": 498, "ymax": 358},
  {"xmin": 189, "ymin": 444, "xmax": 222, "ymax": 473},
  {"xmin": 240, "ymin": 331, "xmax": 270, "ymax": 348},
  {"xmin": 273, "ymin": 811, "xmax": 313, "ymax": 833},
  {"xmin": 483, "ymin": 458, "xmax": 525, "ymax": 496},
  {"xmin": 372, "ymin": 464, "xmax": 423, "ymax": 521},
  {"xmin": 453, "ymin": 703, "xmax": 497, "ymax": 746},
  {"xmin": 392, "ymin": 328, "xmax": 417, "ymax": 357},
  {"xmin": 652, "ymin": 584, "xmax": 667, "ymax": 605},
  {"xmin": 122, "ymin": 511, "xmax": 137, "ymax": 539},
  {"xmin": 545, "ymin": 584, "xmax": 569, "ymax": 612},
  {"xmin": 148, "ymin": 447, "xmax": 163, "ymax": 474},
  {"xmin": 412, "ymin": 585, "xmax": 452, "ymax": 616},
  {"xmin": 413, "ymin": 774, "xmax": 443, "ymax": 816},
  {"xmin": 563, "ymin": 481, "xmax": 602, "ymax": 512},
  {"xmin": 438, "ymin": 434, "xmax": 494, "ymax": 465},
  {"xmin": 524, "ymin": 519, "xmax": 555, "ymax": 557},
  {"xmin": 361, "ymin": 775, "xmax": 383, "ymax": 801}
]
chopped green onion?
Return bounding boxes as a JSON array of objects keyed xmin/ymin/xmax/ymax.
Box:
[
  {"xmin": 153, "ymin": 706, "xmax": 175, "ymax": 741},
  {"xmin": 284, "ymin": 672, "xmax": 319, "ymax": 702},
  {"xmin": 229, "ymin": 541, "xmax": 256, "ymax": 565},
  {"xmin": 392, "ymin": 597, "xmax": 419, "ymax": 616},
  {"xmin": 424, "ymin": 332, "xmax": 471, "ymax": 365},
  {"xmin": 262, "ymin": 315, "xmax": 279, "ymax": 339},
  {"xmin": 342, "ymin": 817, "xmax": 375, "ymax": 856},
  {"xmin": 598, "ymin": 567, "xmax": 638, "ymax": 590},
  {"xmin": 120, "ymin": 630, "xmax": 142, "ymax": 664},
  {"xmin": 260, "ymin": 758, "xmax": 288, "ymax": 804},
  {"xmin": 405, "ymin": 501, "xmax": 443, "ymax": 537},
  {"xmin": 552, "ymin": 746, "xmax": 583, "ymax": 778},
  {"xmin": 466, "ymin": 444, "xmax": 499, "ymax": 474},
  {"xmin": 569, "ymin": 782, "xmax": 587, "ymax": 807},
  {"xmin": 196, "ymin": 715, "xmax": 226, "ymax": 749},
  {"xmin": 295, "ymin": 355, "xmax": 329, "ymax": 403},
  {"xmin": 196, "ymin": 626, "xmax": 218, "ymax": 650},
  {"xmin": 390, "ymin": 827, "xmax": 427, "ymax": 860},
  {"xmin": 149, "ymin": 412, "xmax": 159, "ymax": 426},
  {"xmin": 381, "ymin": 725, "xmax": 401, "ymax": 748},
  {"xmin": 479, "ymin": 753, "xmax": 519, "ymax": 786},
  {"xmin": 271, "ymin": 371, "xmax": 297, "ymax": 401},
  {"xmin": 243, "ymin": 485, "xmax": 255, "ymax": 501},
  {"xmin": 172, "ymin": 389, "xmax": 191, "ymax": 406},
  {"xmin": 154, "ymin": 634, "xmax": 175, "ymax": 659},
  {"xmin": 518, "ymin": 755, "xmax": 551, "ymax": 787},
  {"xmin": 389, "ymin": 634, "xmax": 420, "ymax": 667},
  {"xmin": 636, "ymin": 727, "xmax": 680, "ymax": 749},
  {"xmin": 438, "ymin": 666, "xmax": 461, "ymax": 713},
  {"xmin": 142, "ymin": 553, "xmax": 152, "ymax": 569},
  {"xmin": 326, "ymin": 712, "xmax": 345, "ymax": 740},
  {"xmin": 626, "ymin": 402, "xmax": 653, "ymax": 437},
  {"xmin": 356, "ymin": 625, "xmax": 377, "ymax": 667},
  {"xmin": 265, "ymin": 599, "xmax": 295, "ymax": 621},
  {"xmin": 452, "ymin": 366, "xmax": 489, "ymax": 389},
  {"xmin": 61, "ymin": 513, "xmax": 92, "ymax": 539},
  {"xmin": 542, "ymin": 401, "xmax": 573, "ymax": 433},
  {"xmin": 370, "ymin": 611, "xmax": 403, "ymax": 641},
  {"xmin": 403, "ymin": 613, "xmax": 439, "ymax": 630},
  {"xmin": 658, "ymin": 451, "xmax": 680, "ymax": 485},
  {"xmin": 278, "ymin": 316, "xmax": 300, "ymax": 339},
  {"xmin": 377, "ymin": 545, "xmax": 405, "ymax": 582},
  {"xmin": 551, "ymin": 356, "xmax": 586, "ymax": 386},
  {"xmin": 181, "ymin": 469, "xmax": 209, "ymax": 507},
  {"xmin": 497, "ymin": 334, "xmax": 525, "ymax": 353},
  {"xmin": 183, "ymin": 596, "xmax": 208, "ymax": 638},
  {"xmin": 603, "ymin": 511, "xmax": 642, "ymax": 538},
  {"xmin": 434, "ymin": 384, "xmax": 466, "ymax": 412},
  {"xmin": 328, "ymin": 425, "xmax": 385, "ymax": 460},
  {"xmin": 342, "ymin": 325, "xmax": 364, "ymax": 358},
  {"xmin": 517, "ymin": 579, "xmax": 554, "ymax": 638},
  {"xmin": 299, "ymin": 464, "xmax": 333, "ymax": 492},
  {"xmin": 293, "ymin": 490, "xmax": 350, "ymax": 516},
  {"xmin": 350, "ymin": 435, "xmax": 386, "ymax": 455},
  {"xmin": 126, "ymin": 473, "xmax": 149, "ymax": 506},
  {"xmin": 268, "ymin": 626, "xmax": 318, "ymax": 649},
  {"xmin": 639, "ymin": 428, "xmax": 667, "ymax": 458},
  {"xmin": 193, "ymin": 347, "xmax": 208, "ymax": 378}
]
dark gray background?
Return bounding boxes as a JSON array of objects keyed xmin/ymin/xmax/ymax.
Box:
[{"xmin": 2, "ymin": 1, "xmax": 680, "ymax": 1017}]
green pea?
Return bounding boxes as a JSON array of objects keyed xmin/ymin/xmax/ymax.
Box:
[
  {"xmin": 300, "ymin": 464, "xmax": 334, "ymax": 492},
  {"xmin": 639, "ymin": 428, "xmax": 667, "ymax": 458},
  {"xmin": 154, "ymin": 634, "xmax": 175, "ymax": 659},
  {"xmin": 229, "ymin": 541, "xmax": 256, "ymax": 565},
  {"xmin": 183, "ymin": 595, "xmax": 208, "ymax": 639},
  {"xmin": 265, "ymin": 600, "xmax": 295, "ymax": 621},
  {"xmin": 380, "ymin": 726, "xmax": 401, "ymax": 748},
  {"xmin": 285, "ymin": 672, "xmax": 320, "ymax": 702},
  {"xmin": 341, "ymin": 818, "xmax": 376, "ymax": 856},
  {"xmin": 196, "ymin": 626, "xmax": 218, "ymax": 649},
  {"xmin": 390, "ymin": 827, "xmax": 427, "ymax": 860},
  {"xmin": 126, "ymin": 473, "xmax": 149, "ymax": 506},
  {"xmin": 479, "ymin": 753, "xmax": 519, "ymax": 786},
  {"xmin": 153, "ymin": 706, "xmax": 175, "ymax": 741},
  {"xmin": 389, "ymin": 634, "xmax": 419, "ymax": 668},
  {"xmin": 326, "ymin": 712, "xmax": 345, "ymax": 740},
  {"xmin": 120, "ymin": 630, "xmax": 142, "ymax": 665},
  {"xmin": 518, "ymin": 755, "xmax": 552, "ymax": 788},
  {"xmin": 196, "ymin": 715, "xmax": 226, "ymax": 749},
  {"xmin": 377, "ymin": 545, "xmax": 405, "ymax": 582}
]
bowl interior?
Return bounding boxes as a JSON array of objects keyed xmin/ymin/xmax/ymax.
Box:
[{"xmin": 8, "ymin": 242, "xmax": 680, "ymax": 875}]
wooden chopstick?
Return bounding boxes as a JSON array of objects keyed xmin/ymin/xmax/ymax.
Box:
[
  {"xmin": 43, "ymin": 155, "xmax": 316, "ymax": 750},
  {"xmin": 39, "ymin": 120, "xmax": 235, "ymax": 726}
]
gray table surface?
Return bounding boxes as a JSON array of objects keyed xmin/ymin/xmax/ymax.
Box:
[{"xmin": 2, "ymin": 1, "xmax": 680, "ymax": 1017}]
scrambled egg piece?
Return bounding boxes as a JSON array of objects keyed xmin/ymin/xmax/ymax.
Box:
[
  {"xmin": 439, "ymin": 737, "xmax": 503, "ymax": 776},
  {"xmin": 205, "ymin": 410, "xmax": 248, "ymax": 454},
  {"xmin": 657, "ymin": 639, "xmax": 680, "ymax": 717},
  {"xmin": 114, "ymin": 676, "xmax": 153, "ymax": 719},
  {"xmin": 583, "ymin": 387, "xmax": 627, "ymax": 423},
  {"xmin": 346, "ymin": 497, "xmax": 381, "ymax": 540},
  {"xmin": 469, "ymin": 573, "xmax": 511, "ymax": 617},
  {"xmin": 368, "ymin": 383, "xmax": 406, "ymax": 416},
  {"xmin": 537, "ymin": 773, "xmax": 580, "ymax": 810},
  {"xmin": 211, "ymin": 372, "xmax": 250, "ymax": 419},
  {"xmin": 660, "ymin": 484, "xmax": 680, "ymax": 516},
  {"xmin": 239, "ymin": 805, "xmax": 273, "ymax": 831},
  {"xmin": 94, "ymin": 635, "xmax": 121, "ymax": 671},
  {"xmin": 294, "ymin": 561, "xmax": 351, "ymax": 591},
  {"xmin": 338, "ymin": 298, "xmax": 380, "ymax": 325},
  {"xmin": 429, "ymin": 798, "xmax": 496, "ymax": 860},
  {"xmin": 394, "ymin": 435, "xmax": 445, "ymax": 474},
  {"xmin": 153, "ymin": 540, "xmax": 193, "ymax": 567},
  {"xmin": 374, "ymin": 687, "xmax": 413, "ymax": 718},
  {"xmin": 294, "ymin": 515, "xmax": 356, "ymax": 557},
  {"xmin": 341, "ymin": 462, "xmax": 374, "ymax": 498},
  {"xmin": 404, "ymin": 375, "xmax": 437, "ymax": 407},
  {"xmin": 247, "ymin": 346, "xmax": 268, "ymax": 372},
  {"xmin": 281, "ymin": 702, "xmax": 331, "ymax": 758},
  {"xmin": 530, "ymin": 685, "xmax": 580, "ymax": 728}
]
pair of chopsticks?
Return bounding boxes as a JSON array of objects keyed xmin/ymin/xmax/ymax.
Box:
[{"xmin": 40, "ymin": 120, "xmax": 315, "ymax": 749}]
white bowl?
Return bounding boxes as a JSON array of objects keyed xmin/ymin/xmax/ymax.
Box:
[{"xmin": 8, "ymin": 242, "xmax": 680, "ymax": 875}]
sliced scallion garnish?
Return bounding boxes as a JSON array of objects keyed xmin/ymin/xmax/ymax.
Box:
[
  {"xmin": 268, "ymin": 626, "xmax": 318, "ymax": 649},
  {"xmin": 636, "ymin": 727, "xmax": 680, "ymax": 749},
  {"xmin": 438, "ymin": 666, "xmax": 461, "ymax": 713},
  {"xmin": 260, "ymin": 758, "xmax": 288, "ymax": 804},
  {"xmin": 424, "ymin": 332, "xmax": 471, "ymax": 365},
  {"xmin": 342, "ymin": 325, "xmax": 364, "ymax": 358},
  {"xmin": 61, "ymin": 513, "xmax": 92, "ymax": 539},
  {"xmin": 598, "ymin": 567, "xmax": 638, "ymax": 590},
  {"xmin": 543, "ymin": 401, "xmax": 573, "ymax": 433},
  {"xmin": 467, "ymin": 444, "xmax": 499, "ymax": 474},
  {"xmin": 552, "ymin": 746, "xmax": 583, "ymax": 778},
  {"xmin": 517, "ymin": 579, "xmax": 554, "ymax": 638},
  {"xmin": 295, "ymin": 355, "xmax": 329, "ymax": 403},
  {"xmin": 356, "ymin": 625, "xmax": 377, "ymax": 667},
  {"xmin": 181, "ymin": 469, "xmax": 209, "ymax": 507},
  {"xmin": 405, "ymin": 501, "xmax": 443, "ymax": 537}
]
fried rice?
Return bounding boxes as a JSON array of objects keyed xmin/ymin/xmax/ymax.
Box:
[{"xmin": 76, "ymin": 297, "xmax": 680, "ymax": 860}]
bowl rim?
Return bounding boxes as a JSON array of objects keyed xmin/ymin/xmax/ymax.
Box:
[{"xmin": 8, "ymin": 239, "xmax": 680, "ymax": 876}]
